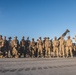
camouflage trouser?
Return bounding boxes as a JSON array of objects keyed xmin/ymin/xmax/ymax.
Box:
[
  {"xmin": 2, "ymin": 46, "xmax": 8, "ymax": 57},
  {"xmin": 66, "ymin": 46, "xmax": 73, "ymax": 57},
  {"xmin": 53, "ymin": 47, "xmax": 59, "ymax": 57},
  {"xmin": 8, "ymin": 50, "xmax": 12, "ymax": 58},
  {"xmin": 12, "ymin": 47, "xmax": 18, "ymax": 58},
  {"xmin": 38, "ymin": 45, "xmax": 43, "ymax": 57},
  {"xmin": 0, "ymin": 47, "xmax": 3, "ymax": 58},
  {"xmin": 7, "ymin": 46, "xmax": 12, "ymax": 58},
  {"xmin": 21, "ymin": 46, "xmax": 26, "ymax": 57},
  {"xmin": 31, "ymin": 50, "xmax": 34, "ymax": 57},
  {"xmin": 59, "ymin": 45, "xmax": 64, "ymax": 57},
  {"xmin": 45, "ymin": 47, "xmax": 50, "ymax": 57}
]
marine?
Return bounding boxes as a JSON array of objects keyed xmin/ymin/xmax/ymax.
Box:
[
  {"xmin": 53, "ymin": 37, "xmax": 59, "ymax": 57},
  {"xmin": 0, "ymin": 35, "xmax": 4, "ymax": 58},
  {"xmin": 59, "ymin": 36, "xmax": 65, "ymax": 57},
  {"xmin": 37, "ymin": 37, "xmax": 43, "ymax": 57},
  {"xmin": 45, "ymin": 37, "xmax": 51, "ymax": 57},
  {"xmin": 3, "ymin": 36, "xmax": 8, "ymax": 58},
  {"xmin": 29, "ymin": 38, "xmax": 36, "ymax": 58},
  {"xmin": 7, "ymin": 37, "xmax": 13, "ymax": 58},
  {"xmin": 26, "ymin": 37, "xmax": 30, "ymax": 57},
  {"xmin": 20, "ymin": 36, "xmax": 27, "ymax": 57},
  {"xmin": 66, "ymin": 36, "xmax": 73, "ymax": 57},
  {"xmin": 12, "ymin": 36, "xmax": 19, "ymax": 58}
]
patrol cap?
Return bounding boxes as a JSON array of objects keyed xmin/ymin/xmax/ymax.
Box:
[
  {"xmin": 32, "ymin": 38, "xmax": 34, "ymax": 40},
  {"xmin": 8, "ymin": 37, "xmax": 12, "ymax": 39},
  {"xmin": 37, "ymin": 39, "xmax": 39, "ymax": 41}
]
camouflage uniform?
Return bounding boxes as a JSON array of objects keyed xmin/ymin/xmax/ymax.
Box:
[
  {"xmin": 29, "ymin": 38, "xmax": 36, "ymax": 57},
  {"xmin": 37, "ymin": 37, "xmax": 43, "ymax": 57},
  {"xmin": 20, "ymin": 36, "xmax": 26, "ymax": 57},
  {"xmin": 12, "ymin": 47, "xmax": 18, "ymax": 58},
  {"xmin": 8, "ymin": 37, "xmax": 13, "ymax": 58},
  {"xmin": 53, "ymin": 37, "xmax": 59, "ymax": 57},
  {"xmin": 34, "ymin": 42, "xmax": 38, "ymax": 57},
  {"xmin": 66, "ymin": 36, "xmax": 73, "ymax": 57},
  {"xmin": 59, "ymin": 36, "xmax": 65, "ymax": 57},
  {"xmin": 3, "ymin": 36, "xmax": 8, "ymax": 57},
  {"xmin": 12, "ymin": 37, "xmax": 19, "ymax": 58},
  {"xmin": 42, "ymin": 37, "xmax": 46, "ymax": 57},
  {"xmin": 45, "ymin": 38, "xmax": 51, "ymax": 57},
  {"xmin": 26, "ymin": 37, "xmax": 30, "ymax": 57},
  {"xmin": 0, "ymin": 35, "xmax": 4, "ymax": 58}
]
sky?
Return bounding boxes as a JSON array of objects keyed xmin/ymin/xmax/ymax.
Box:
[{"xmin": 0, "ymin": 0, "xmax": 76, "ymax": 41}]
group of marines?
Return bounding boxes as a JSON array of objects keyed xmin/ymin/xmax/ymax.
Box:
[{"xmin": 0, "ymin": 35, "xmax": 75, "ymax": 58}]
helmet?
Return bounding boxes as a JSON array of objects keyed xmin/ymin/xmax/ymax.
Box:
[{"xmin": 32, "ymin": 38, "xmax": 34, "ymax": 40}]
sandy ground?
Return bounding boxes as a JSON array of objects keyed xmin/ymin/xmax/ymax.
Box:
[{"xmin": 0, "ymin": 57, "xmax": 76, "ymax": 75}]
